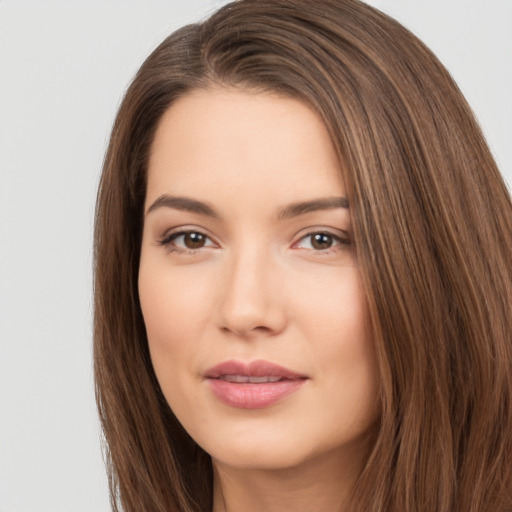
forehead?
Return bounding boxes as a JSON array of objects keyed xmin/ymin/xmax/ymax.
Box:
[{"xmin": 146, "ymin": 87, "xmax": 345, "ymax": 209}]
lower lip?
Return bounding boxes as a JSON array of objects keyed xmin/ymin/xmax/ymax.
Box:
[{"xmin": 207, "ymin": 379, "xmax": 306, "ymax": 409}]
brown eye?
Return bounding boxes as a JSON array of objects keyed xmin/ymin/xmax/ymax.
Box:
[
  {"xmin": 310, "ymin": 233, "xmax": 334, "ymax": 250},
  {"xmin": 160, "ymin": 230, "xmax": 215, "ymax": 253},
  {"xmin": 183, "ymin": 232, "xmax": 206, "ymax": 249},
  {"xmin": 294, "ymin": 231, "xmax": 350, "ymax": 253}
]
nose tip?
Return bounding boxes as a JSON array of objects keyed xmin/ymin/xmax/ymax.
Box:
[
  {"xmin": 217, "ymin": 255, "xmax": 286, "ymax": 338},
  {"xmin": 219, "ymin": 304, "xmax": 285, "ymax": 338}
]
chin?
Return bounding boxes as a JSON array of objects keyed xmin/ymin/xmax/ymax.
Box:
[
  {"xmin": 201, "ymin": 427, "xmax": 350, "ymax": 473},
  {"xmin": 211, "ymin": 443, "xmax": 312, "ymax": 471}
]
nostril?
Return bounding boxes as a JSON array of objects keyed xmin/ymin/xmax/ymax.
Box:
[{"xmin": 221, "ymin": 324, "xmax": 275, "ymax": 338}]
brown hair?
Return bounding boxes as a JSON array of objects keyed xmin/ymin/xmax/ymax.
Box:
[{"xmin": 94, "ymin": 0, "xmax": 512, "ymax": 510}]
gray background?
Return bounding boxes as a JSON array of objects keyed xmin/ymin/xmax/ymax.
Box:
[{"xmin": 0, "ymin": 1, "xmax": 510, "ymax": 511}]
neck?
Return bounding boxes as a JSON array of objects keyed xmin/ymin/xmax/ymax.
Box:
[{"xmin": 211, "ymin": 446, "xmax": 365, "ymax": 512}]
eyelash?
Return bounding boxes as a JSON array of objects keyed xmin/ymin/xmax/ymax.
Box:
[
  {"xmin": 294, "ymin": 231, "xmax": 352, "ymax": 254},
  {"xmin": 158, "ymin": 229, "xmax": 353, "ymax": 255},
  {"xmin": 158, "ymin": 230, "xmax": 215, "ymax": 255}
]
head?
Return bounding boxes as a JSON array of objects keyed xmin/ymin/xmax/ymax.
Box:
[{"xmin": 94, "ymin": 1, "xmax": 512, "ymax": 511}]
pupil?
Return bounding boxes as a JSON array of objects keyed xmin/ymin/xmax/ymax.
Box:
[
  {"xmin": 312, "ymin": 233, "xmax": 332, "ymax": 250},
  {"xmin": 184, "ymin": 232, "xmax": 205, "ymax": 249}
]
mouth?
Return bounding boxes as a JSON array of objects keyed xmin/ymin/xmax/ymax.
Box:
[
  {"xmin": 217, "ymin": 375, "xmax": 284, "ymax": 383},
  {"xmin": 204, "ymin": 360, "xmax": 307, "ymax": 409}
]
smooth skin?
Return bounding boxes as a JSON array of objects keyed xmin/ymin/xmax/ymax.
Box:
[{"xmin": 138, "ymin": 87, "xmax": 380, "ymax": 512}]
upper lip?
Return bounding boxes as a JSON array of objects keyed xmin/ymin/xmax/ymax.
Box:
[{"xmin": 204, "ymin": 359, "xmax": 307, "ymax": 380}]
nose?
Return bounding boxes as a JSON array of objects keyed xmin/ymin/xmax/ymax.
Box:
[{"xmin": 217, "ymin": 246, "xmax": 287, "ymax": 339}]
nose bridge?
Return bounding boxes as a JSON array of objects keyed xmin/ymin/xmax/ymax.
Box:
[{"xmin": 218, "ymin": 240, "xmax": 285, "ymax": 337}]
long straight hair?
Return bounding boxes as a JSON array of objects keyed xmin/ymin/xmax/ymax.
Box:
[{"xmin": 94, "ymin": 1, "xmax": 512, "ymax": 510}]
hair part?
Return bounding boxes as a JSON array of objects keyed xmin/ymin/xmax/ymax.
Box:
[{"xmin": 94, "ymin": 1, "xmax": 512, "ymax": 510}]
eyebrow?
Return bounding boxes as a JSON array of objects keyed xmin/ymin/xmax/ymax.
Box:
[
  {"xmin": 277, "ymin": 196, "xmax": 349, "ymax": 219},
  {"xmin": 145, "ymin": 194, "xmax": 349, "ymax": 219},
  {"xmin": 146, "ymin": 195, "xmax": 219, "ymax": 218}
]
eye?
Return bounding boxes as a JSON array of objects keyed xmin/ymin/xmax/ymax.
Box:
[
  {"xmin": 159, "ymin": 230, "xmax": 216, "ymax": 253},
  {"xmin": 294, "ymin": 231, "xmax": 350, "ymax": 251},
  {"xmin": 175, "ymin": 232, "xmax": 209, "ymax": 249}
]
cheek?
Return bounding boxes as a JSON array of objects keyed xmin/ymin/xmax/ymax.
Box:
[
  {"xmin": 298, "ymin": 271, "xmax": 379, "ymax": 417},
  {"xmin": 138, "ymin": 256, "xmax": 220, "ymax": 440},
  {"xmin": 297, "ymin": 269, "xmax": 369, "ymax": 358},
  {"xmin": 138, "ymin": 256, "xmax": 210, "ymax": 375}
]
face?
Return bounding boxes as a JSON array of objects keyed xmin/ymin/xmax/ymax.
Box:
[{"xmin": 139, "ymin": 88, "xmax": 380, "ymax": 472}]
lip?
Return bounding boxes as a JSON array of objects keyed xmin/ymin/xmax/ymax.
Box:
[{"xmin": 204, "ymin": 359, "xmax": 307, "ymax": 409}]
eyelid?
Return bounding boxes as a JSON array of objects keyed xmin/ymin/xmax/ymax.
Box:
[
  {"xmin": 157, "ymin": 226, "xmax": 219, "ymax": 253},
  {"xmin": 155, "ymin": 225, "xmax": 352, "ymax": 255},
  {"xmin": 292, "ymin": 228, "xmax": 352, "ymax": 251}
]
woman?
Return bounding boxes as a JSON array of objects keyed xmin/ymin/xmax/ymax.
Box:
[{"xmin": 93, "ymin": 0, "xmax": 512, "ymax": 511}]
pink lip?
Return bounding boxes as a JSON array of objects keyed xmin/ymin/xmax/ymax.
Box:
[{"xmin": 204, "ymin": 360, "xmax": 307, "ymax": 409}]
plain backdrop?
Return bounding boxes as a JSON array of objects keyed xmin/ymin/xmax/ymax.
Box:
[{"xmin": 0, "ymin": 1, "xmax": 510, "ymax": 511}]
